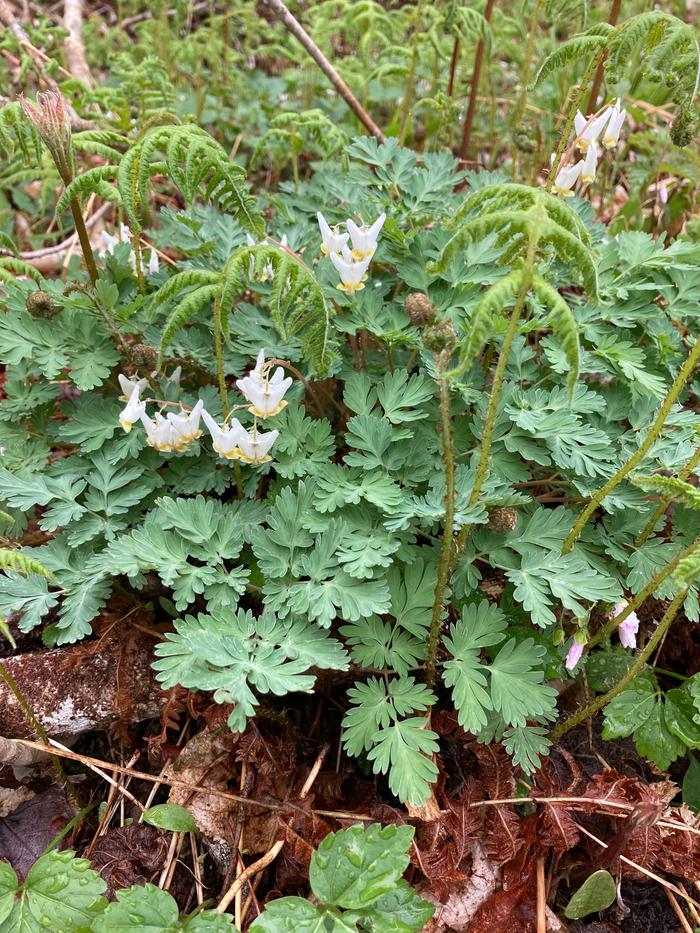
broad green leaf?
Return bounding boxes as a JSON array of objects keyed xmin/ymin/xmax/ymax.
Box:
[
  {"xmin": 0, "ymin": 849, "xmax": 106, "ymax": 933},
  {"xmin": 664, "ymin": 688, "xmax": 700, "ymax": 748},
  {"xmin": 634, "ymin": 701, "xmax": 685, "ymax": 771},
  {"xmin": 564, "ymin": 870, "xmax": 616, "ymax": 919},
  {"xmin": 602, "ymin": 674, "xmax": 657, "ymax": 740},
  {"xmin": 92, "ymin": 883, "xmax": 235, "ymax": 932},
  {"xmin": 250, "ymin": 898, "xmax": 354, "ymax": 933},
  {"xmin": 310, "ymin": 823, "xmax": 415, "ymax": 910},
  {"xmin": 143, "ymin": 803, "xmax": 198, "ymax": 834}
]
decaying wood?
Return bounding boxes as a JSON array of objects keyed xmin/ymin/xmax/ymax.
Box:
[{"xmin": 0, "ymin": 627, "xmax": 162, "ymax": 743}]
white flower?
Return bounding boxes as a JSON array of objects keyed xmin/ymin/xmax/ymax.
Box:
[
  {"xmin": 237, "ymin": 425, "xmax": 279, "ymax": 464},
  {"xmin": 118, "ymin": 373, "xmax": 150, "ymax": 401},
  {"xmin": 602, "ymin": 99, "xmax": 626, "ymax": 149},
  {"xmin": 202, "ymin": 409, "xmax": 246, "ymax": 460},
  {"xmin": 317, "ymin": 212, "xmax": 349, "ymax": 255},
  {"xmin": 236, "ymin": 350, "xmax": 293, "ymax": 419},
  {"xmin": 574, "ymin": 107, "xmax": 612, "ymax": 151},
  {"xmin": 167, "ymin": 400, "xmax": 204, "ymax": 445},
  {"xmin": 581, "ymin": 144, "xmax": 598, "ymax": 185},
  {"xmin": 613, "ymin": 602, "xmax": 639, "ymax": 649},
  {"xmin": 346, "ymin": 213, "xmax": 386, "ymax": 260},
  {"xmin": 330, "ymin": 248, "xmax": 371, "ymax": 294},
  {"xmin": 140, "ymin": 411, "xmax": 176, "ymax": 452},
  {"xmin": 552, "ymin": 160, "xmax": 584, "ymax": 197},
  {"xmin": 119, "ymin": 386, "xmax": 146, "ymax": 433}
]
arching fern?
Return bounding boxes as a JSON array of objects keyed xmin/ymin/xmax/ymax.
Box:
[
  {"xmin": 430, "ymin": 183, "xmax": 593, "ymax": 396},
  {"xmin": 155, "ymin": 243, "xmax": 335, "ymax": 375}
]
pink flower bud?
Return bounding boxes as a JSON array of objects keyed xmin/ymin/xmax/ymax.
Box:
[
  {"xmin": 565, "ymin": 640, "xmax": 584, "ymax": 672},
  {"xmin": 20, "ymin": 92, "xmax": 72, "ymax": 175},
  {"xmin": 613, "ymin": 602, "xmax": 640, "ymax": 649}
]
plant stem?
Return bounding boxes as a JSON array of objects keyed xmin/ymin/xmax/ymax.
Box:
[
  {"xmin": 563, "ymin": 334, "xmax": 700, "ymax": 552},
  {"xmin": 213, "ymin": 300, "xmax": 229, "ymax": 418},
  {"xmin": 587, "ymin": 535, "xmax": 699, "ymax": 650},
  {"xmin": 398, "ymin": 0, "xmax": 424, "ymax": 145},
  {"xmin": 425, "ymin": 372, "xmax": 456, "ymax": 687},
  {"xmin": 635, "ymin": 444, "xmax": 700, "ymax": 547},
  {"xmin": 447, "ymin": 36, "xmax": 460, "ymax": 97},
  {"xmin": 550, "ymin": 588, "xmax": 687, "ymax": 740},
  {"xmin": 458, "ymin": 0, "xmax": 495, "ymax": 163},
  {"xmin": 0, "ymin": 660, "xmax": 83, "ymax": 808},
  {"xmin": 451, "ymin": 267, "xmax": 533, "ymax": 567},
  {"xmin": 68, "ymin": 198, "xmax": 98, "ymax": 285},
  {"xmin": 586, "ymin": 0, "xmax": 622, "ymax": 112}
]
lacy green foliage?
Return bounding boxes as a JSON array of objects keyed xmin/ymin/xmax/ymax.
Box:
[
  {"xmin": 0, "ymin": 849, "xmax": 107, "ymax": 932},
  {"xmin": 431, "ymin": 183, "xmax": 591, "ymax": 392},
  {"xmin": 156, "ymin": 244, "xmax": 335, "ymax": 374},
  {"xmin": 251, "ymin": 109, "xmax": 348, "ymax": 170},
  {"xmin": 153, "ymin": 607, "xmax": 348, "ymax": 731},
  {"xmin": 532, "ymin": 13, "xmax": 699, "ymax": 116},
  {"xmin": 251, "ymin": 823, "xmax": 433, "ymax": 933},
  {"xmin": 443, "ymin": 601, "xmax": 558, "ymax": 772}
]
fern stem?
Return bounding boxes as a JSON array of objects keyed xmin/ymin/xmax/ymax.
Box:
[
  {"xmin": 587, "ymin": 535, "xmax": 699, "ymax": 650},
  {"xmin": 447, "ymin": 36, "xmax": 460, "ymax": 97},
  {"xmin": 563, "ymin": 333, "xmax": 700, "ymax": 552},
  {"xmin": 550, "ymin": 588, "xmax": 687, "ymax": 740},
  {"xmin": 398, "ymin": 0, "xmax": 425, "ymax": 145},
  {"xmin": 0, "ymin": 660, "xmax": 83, "ymax": 809},
  {"xmin": 458, "ymin": 0, "xmax": 495, "ymax": 163},
  {"xmin": 425, "ymin": 372, "xmax": 456, "ymax": 688},
  {"xmin": 451, "ymin": 269, "xmax": 532, "ymax": 567},
  {"xmin": 635, "ymin": 444, "xmax": 700, "ymax": 547},
  {"xmin": 68, "ymin": 198, "xmax": 98, "ymax": 286},
  {"xmin": 586, "ymin": 0, "xmax": 623, "ymax": 111}
]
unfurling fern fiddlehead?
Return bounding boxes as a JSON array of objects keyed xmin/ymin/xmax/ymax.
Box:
[
  {"xmin": 153, "ymin": 242, "xmax": 335, "ymax": 391},
  {"xmin": 429, "ymin": 181, "xmax": 596, "ymax": 564}
]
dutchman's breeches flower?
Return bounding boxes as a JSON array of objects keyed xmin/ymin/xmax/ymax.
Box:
[
  {"xmin": 602, "ymin": 99, "xmax": 627, "ymax": 149},
  {"xmin": 346, "ymin": 213, "xmax": 386, "ymax": 260},
  {"xmin": 581, "ymin": 144, "xmax": 598, "ymax": 185},
  {"xmin": 574, "ymin": 107, "xmax": 612, "ymax": 151},
  {"xmin": 201, "ymin": 410, "xmax": 247, "ymax": 460},
  {"xmin": 552, "ymin": 160, "xmax": 584, "ymax": 197},
  {"xmin": 237, "ymin": 425, "xmax": 279, "ymax": 464},
  {"xmin": 119, "ymin": 386, "xmax": 146, "ymax": 433},
  {"xmin": 317, "ymin": 212, "xmax": 349, "ymax": 255},
  {"xmin": 118, "ymin": 373, "xmax": 150, "ymax": 401},
  {"xmin": 330, "ymin": 248, "xmax": 371, "ymax": 294},
  {"xmin": 236, "ymin": 349, "xmax": 292, "ymax": 418}
]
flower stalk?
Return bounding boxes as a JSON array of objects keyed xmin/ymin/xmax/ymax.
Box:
[{"xmin": 563, "ymin": 334, "xmax": 700, "ymax": 552}]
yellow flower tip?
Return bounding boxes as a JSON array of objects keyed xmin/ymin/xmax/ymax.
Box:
[
  {"xmin": 120, "ymin": 417, "xmax": 133, "ymax": 433},
  {"xmin": 248, "ymin": 400, "xmax": 288, "ymax": 419},
  {"xmin": 337, "ymin": 282, "xmax": 365, "ymax": 294},
  {"xmin": 214, "ymin": 445, "xmax": 241, "ymax": 461},
  {"xmin": 320, "ymin": 243, "xmax": 330, "ymax": 255},
  {"xmin": 350, "ymin": 248, "xmax": 372, "ymax": 261},
  {"xmin": 602, "ymin": 138, "xmax": 615, "ymax": 149},
  {"xmin": 238, "ymin": 452, "xmax": 272, "ymax": 465},
  {"xmin": 577, "ymin": 140, "xmax": 590, "ymax": 152}
]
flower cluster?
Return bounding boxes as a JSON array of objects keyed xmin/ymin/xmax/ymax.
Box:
[
  {"xmin": 118, "ymin": 350, "xmax": 292, "ymax": 464},
  {"xmin": 552, "ymin": 99, "xmax": 627, "ymax": 197},
  {"xmin": 317, "ymin": 211, "xmax": 386, "ymax": 294},
  {"xmin": 101, "ymin": 224, "xmax": 160, "ymax": 276}
]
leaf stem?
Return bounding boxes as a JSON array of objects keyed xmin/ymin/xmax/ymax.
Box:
[
  {"xmin": 550, "ymin": 588, "xmax": 687, "ymax": 740},
  {"xmin": 635, "ymin": 443, "xmax": 700, "ymax": 546},
  {"xmin": 425, "ymin": 372, "xmax": 456, "ymax": 687},
  {"xmin": 563, "ymin": 334, "xmax": 700, "ymax": 552},
  {"xmin": 68, "ymin": 198, "xmax": 99, "ymax": 286}
]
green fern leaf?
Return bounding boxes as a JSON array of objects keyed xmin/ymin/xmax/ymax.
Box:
[
  {"xmin": 531, "ymin": 275, "xmax": 580, "ymax": 398},
  {"xmin": 630, "ymin": 474, "xmax": 700, "ymax": 511},
  {"xmin": 453, "ymin": 270, "xmax": 523, "ymax": 376},
  {"xmin": 159, "ymin": 284, "xmax": 222, "ymax": 356},
  {"xmin": 0, "ymin": 550, "xmax": 55, "ymax": 579},
  {"xmin": 529, "ymin": 30, "xmax": 610, "ymax": 91}
]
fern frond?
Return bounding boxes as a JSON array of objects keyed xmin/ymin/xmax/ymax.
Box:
[
  {"xmin": 0, "ymin": 232, "xmax": 18, "ymax": 254},
  {"xmin": 630, "ymin": 474, "xmax": 700, "ymax": 511},
  {"xmin": 55, "ymin": 165, "xmax": 119, "ymax": 215},
  {"xmin": 0, "ymin": 257, "xmax": 42, "ymax": 283},
  {"xmin": 674, "ymin": 540, "xmax": 700, "ymax": 588},
  {"xmin": 538, "ymin": 219, "xmax": 598, "ymax": 296},
  {"xmin": 149, "ymin": 267, "xmax": 223, "ymax": 319},
  {"xmin": 224, "ymin": 244, "xmax": 335, "ymax": 374},
  {"xmin": 542, "ymin": 0, "xmax": 588, "ymax": 29},
  {"xmin": 0, "ymin": 550, "xmax": 55, "ymax": 579},
  {"xmin": 529, "ymin": 30, "xmax": 610, "ymax": 90},
  {"xmin": 0, "ymin": 101, "xmax": 42, "ymax": 162},
  {"xmin": 605, "ymin": 12, "xmax": 671, "ymax": 81},
  {"xmin": 160, "ymin": 285, "xmax": 222, "ymax": 356},
  {"xmin": 453, "ymin": 270, "xmax": 523, "ymax": 376},
  {"xmin": 531, "ymin": 275, "xmax": 580, "ymax": 399},
  {"xmin": 120, "ymin": 124, "xmax": 264, "ymax": 236}
]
